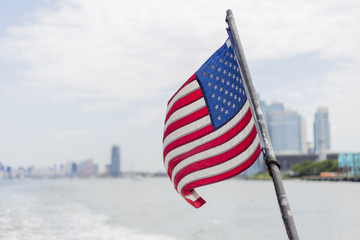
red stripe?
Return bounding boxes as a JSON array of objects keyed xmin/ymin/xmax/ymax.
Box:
[
  {"xmin": 174, "ymin": 126, "xmax": 258, "ymax": 189},
  {"xmin": 166, "ymin": 108, "xmax": 253, "ymax": 177},
  {"xmin": 165, "ymin": 88, "xmax": 203, "ymax": 123},
  {"xmin": 181, "ymin": 145, "xmax": 261, "ymax": 197},
  {"xmin": 163, "ymin": 124, "xmax": 213, "ymax": 161},
  {"xmin": 167, "ymin": 74, "xmax": 196, "ymax": 106},
  {"xmin": 184, "ymin": 192, "xmax": 206, "ymax": 209},
  {"xmin": 163, "ymin": 107, "xmax": 209, "ymax": 141},
  {"xmin": 189, "ymin": 196, "xmax": 206, "ymax": 209}
]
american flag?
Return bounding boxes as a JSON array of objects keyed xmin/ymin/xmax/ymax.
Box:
[{"xmin": 163, "ymin": 38, "xmax": 261, "ymax": 208}]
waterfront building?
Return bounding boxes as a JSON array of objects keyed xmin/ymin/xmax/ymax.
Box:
[
  {"xmin": 65, "ymin": 162, "xmax": 78, "ymax": 177},
  {"xmin": 276, "ymin": 153, "xmax": 339, "ymax": 172},
  {"xmin": 6, "ymin": 166, "xmax": 12, "ymax": 179},
  {"xmin": 71, "ymin": 162, "xmax": 78, "ymax": 177},
  {"xmin": 306, "ymin": 142, "xmax": 314, "ymax": 154},
  {"xmin": 93, "ymin": 164, "xmax": 98, "ymax": 176},
  {"xmin": 314, "ymin": 107, "xmax": 331, "ymax": 160},
  {"xmin": 338, "ymin": 153, "xmax": 360, "ymax": 177},
  {"xmin": 65, "ymin": 162, "xmax": 72, "ymax": 176},
  {"xmin": 0, "ymin": 162, "xmax": 4, "ymax": 179},
  {"xmin": 110, "ymin": 145, "xmax": 121, "ymax": 177},
  {"xmin": 105, "ymin": 164, "xmax": 111, "ymax": 176},
  {"xmin": 261, "ymin": 101, "xmax": 306, "ymax": 154},
  {"xmin": 78, "ymin": 159, "xmax": 94, "ymax": 178}
]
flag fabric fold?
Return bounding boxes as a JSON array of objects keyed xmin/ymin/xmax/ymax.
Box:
[{"xmin": 163, "ymin": 36, "xmax": 261, "ymax": 208}]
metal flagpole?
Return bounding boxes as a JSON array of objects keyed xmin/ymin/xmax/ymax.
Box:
[{"xmin": 225, "ymin": 9, "xmax": 299, "ymax": 240}]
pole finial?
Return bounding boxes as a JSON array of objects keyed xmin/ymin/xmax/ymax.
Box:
[{"xmin": 226, "ymin": 9, "xmax": 233, "ymax": 23}]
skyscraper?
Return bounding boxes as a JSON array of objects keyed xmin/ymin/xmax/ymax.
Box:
[
  {"xmin": 110, "ymin": 145, "xmax": 121, "ymax": 177},
  {"xmin": 314, "ymin": 107, "xmax": 331, "ymax": 160},
  {"xmin": 262, "ymin": 101, "xmax": 307, "ymax": 154}
]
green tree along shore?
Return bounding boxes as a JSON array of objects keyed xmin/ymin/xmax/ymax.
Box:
[
  {"xmin": 251, "ymin": 159, "xmax": 338, "ymax": 179},
  {"xmin": 290, "ymin": 159, "xmax": 337, "ymax": 177}
]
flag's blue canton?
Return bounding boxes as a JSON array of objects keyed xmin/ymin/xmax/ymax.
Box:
[{"xmin": 196, "ymin": 40, "xmax": 247, "ymax": 130}]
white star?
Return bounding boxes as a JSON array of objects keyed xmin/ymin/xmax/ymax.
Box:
[
  {"xmin": 225, "ymin": 90, "xmax": 228, "ymax": 95},
  {"xmin": 214, "ymin": 85, "xmax": 218, "ymax": 90},
  {"xmin": 217, "ymin": 116, "xmax": 221, "ymax": 120},
  {"xmin": 211, "ymin": 93, "xmax": 215, "ymax": 98},
  {"xmin": 208, "ymin": 82, "xmax": 212, "ymax": 87},
  {"xmin": 228, "ymin": 101, "xmax": 231, "ymax": 106},
  {"xmin": 219, "ymin": 87, "xmax": 223, "ymax": 92},
  {"xmin": 232, "ymin": 104, "xmax": 236, "ymax": 108},
  {"xmin": 215, "ymin": 105, "xmax": 219, "ymax": 109},
  {"xmin": 223, "ymin": 99, "xmax": 226, "ymax": 103},
  {"xmin": 220, "ymin": 108, "xmax": 224, "ymax": 112},
  {"xmin": 217, "ymin": 96, "xmax": 221, "ymax": 101},
  {"xmin": 225, "ymin": 110, "xmax": 229, "ymax": 115}
]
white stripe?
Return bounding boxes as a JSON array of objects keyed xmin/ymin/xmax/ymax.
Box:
[
  {"xmin": 166, "ymin": 80, "xmax": 200, "ymax": 114},
  {"xmin": 164, "ymin": 100, "xmax": 250, "ymax": 170},
  {"xmin": 177, "ymin": 135, "xmax": 260, "ymax": 194},
  {"xmin": 163, "ymin": 115, "xmax": 211, "ymax": 150},
  {"xmin": 171, "ymin": 117, "xmax": 255, "ymax": 182},
  {"xmin": 164, "ymin": 98, "xmax": 206, "ymax": 133}
]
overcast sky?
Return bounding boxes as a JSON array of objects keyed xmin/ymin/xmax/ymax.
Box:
[{"xmin": 0, "ymin": 0, "xmax": 359, "ymax": 172}]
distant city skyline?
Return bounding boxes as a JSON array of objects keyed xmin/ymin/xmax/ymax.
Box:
[
  {"xmin": 260, "ymin": 98, "xmax": 332, "ymax": 155},
  {"xmin": 0, "ymin": 158, "xmax": 160, "ymax": 180},
  {"xmin": 0, "ymin": 144, "xmax": 125, "ymax": 178}
]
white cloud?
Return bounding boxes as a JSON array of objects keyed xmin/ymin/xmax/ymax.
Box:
[
  {"xmin": 79, "ymin": 101, "xmax": 125, "ymax": 112},
  {"xmin": 1, "ymin": 1, "xmax": 358, "ymax": 96},
  {"xmin": 130, "ymin": 106, "xmax": 165, "ymax": 125},
  {"xmin": 54, "ymin": 129, "xmax": 93, "ymax": 139}
]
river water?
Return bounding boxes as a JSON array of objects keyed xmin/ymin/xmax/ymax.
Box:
[{"xmin": 0, "ymin": 177, "xmax": 359, "ymax": 240}]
